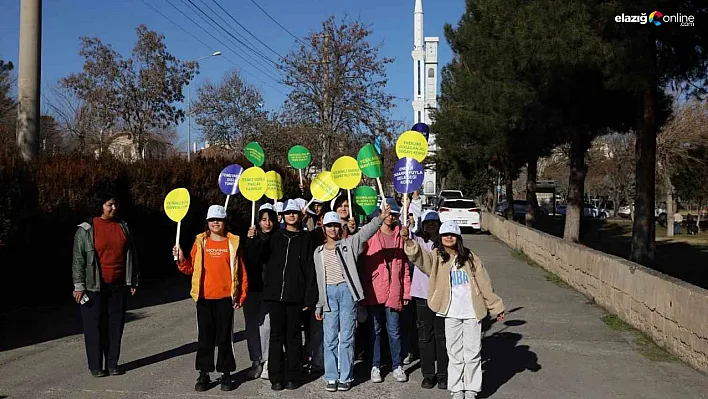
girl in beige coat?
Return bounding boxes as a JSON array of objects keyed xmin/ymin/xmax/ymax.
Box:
[{"xmin": 401, "ymin": 221, "xmax": 505, "ymax": 399}]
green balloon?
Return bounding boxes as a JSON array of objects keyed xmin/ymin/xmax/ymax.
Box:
[
  {"xmin": 288, "ymin": 145, "xmax": 312, "ymax": 169},
  {"xmin": 357, "ymin": 143, "xmax": 383, "ymax": 178},
  {"xmin": 355, "ymin": 186, "xmax": 379, "ymax": 216},
  {"xmin": 244, "ymin": 142, "xmax": 265, "ymax": 167}
]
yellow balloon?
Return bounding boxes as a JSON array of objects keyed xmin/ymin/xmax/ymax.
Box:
[
  {"xmin": 331, "ymin": 156, "xmax": 362, "ymax": 190},
  {"xmin": 164, "ymin": 188, "xmax": 190, "ymax": 222},
  {"xmin": 265, "ymin": 170, "xmax": 283, "ymax": 200},
  {"xmin": 310, "ymin": 171, "xmax": 339, "ymax": 201},
  {"xmin": 395, "ymin": 130, "xmax": 428, "ymax": 162},
  {"xmin": 238, "ymin": 167, "xmax": 267, "ymax": 201}
]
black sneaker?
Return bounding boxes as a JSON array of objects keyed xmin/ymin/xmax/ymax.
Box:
[
  {"xmin": 90, "ymin": 369, "xmax": 108, "ymax": 378},
  {"xmin": 437, "ymin": 378, "xmax": 448, "ymax": 390},
  {"xmin": 108, "ymin": 367, "xmax": 124, "ymax": 376},
  {"xmin": 195, "ymin": 372, "xmax": 210, "ymax": 392},
  {"xmin": 337, "ymin": 381, "xmax": 352, "ymax": 391},
  {"xmin": 421, "ymin": 377, "xmax": 436, "ymax": 389},
  {"xmin": 285, "ymin": 381, "xmax": 300, "ymax": 390},
  {"xmin": 271, "ymin": 382, "xmax": 285, "ymax": 391},
  {"xmin": 220, "ymin": 372, "xmax": 236, "ymax": 391},
  {"xmin": 325, "ymin": 381, "xmax": 338, "ymax": 392}
]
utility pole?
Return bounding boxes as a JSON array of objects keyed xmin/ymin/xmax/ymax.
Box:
[
  {"xmin": 16, "ymin": 0, "xmax": 42, "ymax": 161},
  {"xmin": 187, "ymin": 83, "xmax": 191, "ymax": 161}
]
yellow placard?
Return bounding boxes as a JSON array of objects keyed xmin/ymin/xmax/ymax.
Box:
[
  {"xmin": 331, "ymin": 156, "xmax": 362, "ymax": 190},
  {"xmin": 265, "ymin": 170, "xmax": 283, "ymax": 200},
  {"xmin": 395, "ymin": 130, "xmax": 428, "ymax": 162},
  {"xmin": 238, "ymin": 167, "xmax": 267, "ymax": 201},
  {"xmin": 310, "ymin": 171, "xmax": 340, "ymax": 201},
  {"xmin": 164, "ymin": 188, "xmax": 190, "ymax": 222}
]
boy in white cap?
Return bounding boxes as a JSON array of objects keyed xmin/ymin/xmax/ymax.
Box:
[
  {"xmin": 401, "ymin": 221, "xmax": 505, "ymax": 399},
  {"xmin": 261, "ymin": 199, "xmax": 318, "ymax": 391},
  {"xmin": 173, "ymin": 205, "xmax": 248, "ymax": 392},
  {"xmin": 313, "ymin": 203, "xmax": 391, "ymax": 392}
]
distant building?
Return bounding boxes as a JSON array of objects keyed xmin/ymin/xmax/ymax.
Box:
[{"xmin": 99, "ymin": 132, "xmax": 173, "ymax": 161}]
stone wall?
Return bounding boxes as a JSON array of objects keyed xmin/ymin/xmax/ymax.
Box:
[{"xmin": 481, "ymin": 212, "xmax": 708, "ymax": 373}]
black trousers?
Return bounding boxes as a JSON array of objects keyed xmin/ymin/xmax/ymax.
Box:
[
  {"xmin": 416, "ymin": 298, "xmax": 448, "ymax": 379},
  {"xmin": 267, "ymin": 301, "xmax": 302, "ymax": 383},
  {"xmin": 196, "ymin": 298, "xmax": 236, "ymax": 373},
  {"xmin": 303, "ymin": 309, "xmax": 324, "ymax": 369},
  {"xmin": 402, "ymin": 300, "xmax": 419, "ymax": 358},
  {"xmin": 81, "ymin": 283, "xmax": 129, "ymax": 371}
]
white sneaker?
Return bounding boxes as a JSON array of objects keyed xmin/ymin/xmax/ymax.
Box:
[
  {"xmin": 464, "ymin": 391, "xmax": 476, "ymax": 399},
  {"xmin": 452, "ymin": 392, "xmax": 464, "ymax": 399},
  {"xmin": 370, "ymin": 366, "xmax": 383, "ymax": 383},
  {"xmin": 247, "ymin": 361, "xmax": 263, "ymax": 379},
  {"xmin": 260, "ymin": 361, "xmax": 269, "ymax": 380},
  {"xmin": 403, "ymin": 353, "xmax": 414, "ymax": 365},
  {"xmin": 392, "ymin": 366, "xmax": 408, "ymax": 382}
]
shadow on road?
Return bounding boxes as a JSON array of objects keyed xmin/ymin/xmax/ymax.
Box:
[
  {"xmin": 0, "ymin": 275, "xmax": 191, "ymax": 352},
  {"xmin": 479, "ymin": 316, "xmax": 541, "ymax": 398},
  {"xmin": 122, "ymin": 342, "xmax": 198, "ymax": 372}
]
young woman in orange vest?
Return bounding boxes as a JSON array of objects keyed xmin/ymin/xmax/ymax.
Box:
[{"xmin": 173, "ymin": 205, "xmax": 248, "ymax": 393}]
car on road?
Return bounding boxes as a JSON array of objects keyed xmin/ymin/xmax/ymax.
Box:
[
  {"xmin": 435, "ymin": 190, "xmax": 464, "ymax": 209},
  {"xmin": 495, "ymin": 200, "xmax": 549, "ymax": 219},
  {"xmin": 438, "ymin": 198, "xmax": 481, "ymax": 232}
]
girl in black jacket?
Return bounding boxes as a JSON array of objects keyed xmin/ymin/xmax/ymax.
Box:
[{"xmin": 262, "ymin": 200, "xmax": 318, "ymax": 391}]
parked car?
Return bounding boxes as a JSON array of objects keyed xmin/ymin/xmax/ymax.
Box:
[
  {"xmin": 438, "ymin": 198, "xmax": 481, "ymax": 232},
  {"xmin": 495, "ymin": 200, "xmax": 549, "ymax": 219},
  {"xmin": 435, "ymin": 190, "xmax": 464, "ymax": 209},
  {"xmin": 618, "ymin": 204, "xmax": 632, "ymax": 218},
  {"xmin": 556, "ymin": 202, "xmax": 608, "ymax": 218}
]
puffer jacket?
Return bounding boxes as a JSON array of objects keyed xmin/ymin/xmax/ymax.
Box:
[
  {"xmin": 72, "ymin": 218, "xmax": 140, "ymax": 292},
  {"xmin": 359, "ymin": 225, "xmax": 411, "ymax": 311}
]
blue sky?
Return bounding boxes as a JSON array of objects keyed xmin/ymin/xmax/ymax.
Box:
[{"xmin": 0, "ymin": 0, "xmax": 465, "ymax": 149}]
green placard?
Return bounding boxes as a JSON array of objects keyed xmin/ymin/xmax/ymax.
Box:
[
  {"xmin": 357, "ymin": 143, "xmax": 383, "ymax": 178},
  {"xmin": 244, "ymin": 142, "xmax": 265, "ymax": 167},
  {"xmin": 355, "ymin": 186, "xmax": 379, "ymax": 216},
  {"xmin": 288, "ymin": 145, "xmax": 312, "ymax": 169}
]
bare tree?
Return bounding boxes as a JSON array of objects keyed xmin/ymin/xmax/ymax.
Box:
[
  {"xmin": 192, "ymin": 69, "xmax": 267, "ymax": 150},
  {"xmin": 62, "ymin": 25, "xmax": 197, "ymax": 159},
  {"xmin": 279, "ymin": 16, "xmax": 396, "ymax": 170}
]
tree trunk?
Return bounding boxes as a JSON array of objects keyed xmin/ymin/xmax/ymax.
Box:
[
  {"xmin": 525, "ymin": 155, "xmax": 539, "ymax": 227},
  {"xmin": 505, "ymin": 172, "xmax": 514, "ymax": 220},
  {"xmin": 563, "ymin": 134, "xmax": 589, "ymax": 243},
  {"xmin": 665, "ymin": 174, "xmax": 674, "ymax": 237},
  {"xmin": 630, "ymin": 84, "xmax": 657, "ymax": 266}
]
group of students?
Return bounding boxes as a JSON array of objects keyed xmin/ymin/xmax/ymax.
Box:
[
  {"xmin": 70, "ymin": 185, "xmax": 503, "ymax": 399},
  {"xmin": 171, "ymin": 192, "xmax": 505, "ymax": 399}
]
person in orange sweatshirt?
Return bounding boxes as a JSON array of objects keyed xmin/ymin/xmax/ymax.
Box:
[{"xmin": 173, "ymin": 205, "xmax": 248, "ymax": 392}]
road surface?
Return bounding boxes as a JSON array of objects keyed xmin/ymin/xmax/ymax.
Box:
[{"xmin": 1, "ymin": 234, "xmax": 707, "ymax": 398}]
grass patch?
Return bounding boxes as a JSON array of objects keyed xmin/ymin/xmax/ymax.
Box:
[
  {"xmin": 545, "ymin": 272, "xmax": 570, "ymax": 288},
  {"xmin": 601, "ymin": 314, "xmax": 633, "ymax": 332},
  {"xmin": 510, "ymin": 249, "xmax": 542, "ymax": 268},
  {"xmin": 601, "ymin": 315, "xmax": 677, "ymax": 362}
]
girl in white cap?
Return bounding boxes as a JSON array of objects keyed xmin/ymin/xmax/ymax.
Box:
[
  {"xmin": 313, "ymin": 203, "xmax": 391, "ymax": 392},
  {"xmin": 173, "ymin": 205, "xmax": 248, "ymax": 393},
  {"xmin": 401, "ymin": 221, "xmax": 505, "ymax": 399}
]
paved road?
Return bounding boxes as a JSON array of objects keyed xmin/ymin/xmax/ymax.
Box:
[{"xmin": 1, "ymin": 234, "xmax": 707, "ymax": 399}]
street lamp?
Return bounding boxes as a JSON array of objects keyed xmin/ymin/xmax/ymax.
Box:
[{"xmin": 187, "ymin": 51, "xmax": 221, "ymax": 161}]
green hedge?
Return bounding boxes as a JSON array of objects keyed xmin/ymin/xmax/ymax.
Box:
[{"xmin": 0, "ymin": 148, "xmax": 303, "ymax": 310}]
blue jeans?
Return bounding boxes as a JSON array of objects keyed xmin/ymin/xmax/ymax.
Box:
[
  {"xmin": 369, "ymin": 305, "xmax": 402, "ymax": 369},
  {"xmin": 323, "ymin": 283, "xmax": 357, "ymax": 383}
]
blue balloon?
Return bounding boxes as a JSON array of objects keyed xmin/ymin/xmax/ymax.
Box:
[
  {"xmin": 393, "ymin": 157, "xmax": 424, "ymax": 194},
  {"xmin": 218, "ymin": 164, "xmax": 244, "ymax": 195},
  {"xmin": 411, "ymin": 123, "xmax": 430, "ymax": 141}
]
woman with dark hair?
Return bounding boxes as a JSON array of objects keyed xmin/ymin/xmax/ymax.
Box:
[
  {"xmin": 173, "ymin": 205, "xmax": 248, "ymax": 392},
  {"xmin": 331, "ymin": 194, "xmax": 357, "ymax": 237},
  {"xmin": 402, "ymin": 221, "xmax": 505, "ymax": 399},
  {"xmin": 243, "ymin": 203, "xmax": 279, "ymax": 380},
  {"xmin": 72, "ymin": 188, "xmax": 140, "ymax": 377}
]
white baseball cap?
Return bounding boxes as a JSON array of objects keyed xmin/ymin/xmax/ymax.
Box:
[
  {"xmin": 322, "ymin": 211, "xmax": 341, "ymax": 226},
  {"xmin": 206, "ymin": 205, "xmax": 227, "ymax": 220},
  {"xmin": 283, "ymin": 199, "xmax": 301, "ymax": 213},
  {"xmin": 259, "ymin": 203, "xmax": 274, "ymax": 212},
  {"xmin": 439, "ymin": 221, "xmax": 461, "ymax": 236},
  {"xmin": 275, "ymin": 201, "xmax": 284, "ymax": 213}
]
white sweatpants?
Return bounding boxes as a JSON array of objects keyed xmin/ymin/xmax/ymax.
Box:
[{"xmin": 445, "ymin": 317, "xmax": 482, "ymax": 393}]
